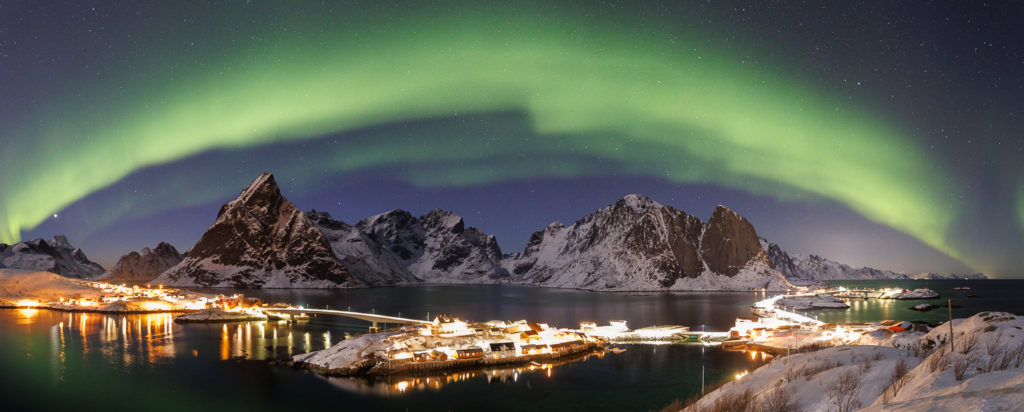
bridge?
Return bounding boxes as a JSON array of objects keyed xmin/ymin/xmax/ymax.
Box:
[{"xmin": 264, "ymin": 307, "xmax": 432, "ymax": 331}]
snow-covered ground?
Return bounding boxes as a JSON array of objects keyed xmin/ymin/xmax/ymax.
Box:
[
  {"xmin": 293, "ymin": 332, "xmax": 400, "ymax": 375},
  {"xmin": 0, "ymin": 269, "xmax": 100, "ymax": 303},
  {"xmin": 681, "ymin": 312, "xmax": 1024, "ymax": 412}
]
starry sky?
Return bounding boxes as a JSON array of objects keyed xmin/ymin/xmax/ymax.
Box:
[{"xmin": 1, "ymin": 1, "xmax": 1021, "ymax": 277}]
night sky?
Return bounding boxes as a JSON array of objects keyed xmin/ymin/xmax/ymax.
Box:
[{"xmin": 1, "ymin": 1, "xmax": 1021, "ymax": 277}]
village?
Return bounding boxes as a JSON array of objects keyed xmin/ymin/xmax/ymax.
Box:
[
  {"xmin": 1, "ymin": 270, "xmax": 951, "ymax": 380},
  {"xmin": 721, "ymin": 286, "xmax": 943, "ymax": 354},
  {"xmin": 293, "ymin": 314, "xmax": 613, "ymax": 376}
]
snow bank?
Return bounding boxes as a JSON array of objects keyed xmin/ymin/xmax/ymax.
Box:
[
  {"xmin": 866, "ymin": 312, "xmax": 1024, "ymax": 411},
  {"xmin": 293, "ymin": 332, "xmax": 399, "ymax": 375},
  {"xmin": 681, "ymin": 312, "xmax": 1024, "ymax": 412},
  {"xmin": 686, "ymin": 346, "xmax": 918, "ymax": 411}
]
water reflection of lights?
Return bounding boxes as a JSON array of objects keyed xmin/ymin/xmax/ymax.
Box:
[
  {"xmin": 15, "ymin": 307, "xmax": 39, "ymax": 324},
  {"xmin": 325, "ymin": 350, "xmax": 608, "ymax": 396}
]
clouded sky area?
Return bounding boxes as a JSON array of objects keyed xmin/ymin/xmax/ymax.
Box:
[{"xmin": 1, "ymin": 1, "xmax": 1022, "ymax": 277}]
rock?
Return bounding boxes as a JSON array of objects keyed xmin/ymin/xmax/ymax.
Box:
[{"xmin": 700, "ymin": 205, "xmax": 773, "ymax": 276}]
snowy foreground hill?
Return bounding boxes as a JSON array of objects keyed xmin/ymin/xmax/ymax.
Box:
[{"xmin": 681, "ymin": 312, "xmax": 1024, "ymax": 412}]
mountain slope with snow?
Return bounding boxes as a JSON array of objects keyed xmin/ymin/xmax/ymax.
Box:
[
  {"xmin": 306, "ymin": 210, "xmax": 418, "ymax": 285},
  {"xmin": 503, "ymin": 195, "xmax": 790, "ymax": 291},
  {"xmin": 0, "ymin": 236, "xmax": 105, "ymax": 279},
  {"xmin": 155, "ymin": 173, "xmax": 352, "ymax": 288},
  {"xmin": 760, "ymin": 238, "xmax": 988, "ymax": 283},
  {"xmin": 682, "ymin": 312, "xmax": 1024, "ymax": 412},
  {"xmin": 353, "ymin": 209, "xmax": 508, "ymax": 283}
]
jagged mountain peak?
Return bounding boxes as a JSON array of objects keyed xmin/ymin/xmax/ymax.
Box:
[
  {"xmin": 616, "ymin": 194, "xmax": 663, "ymax": 213},
  {"xmin": 505, "ymin": 195, "xmax": 788, "ymax": 290},
  {"xmin": 156, "ymin": 173, "xmax": 351, "ymax": 288},
  {"xmin": 421, "ymin": 209, "xmax": 465, "ymax": 233},
  {"xmin": 307, "ymin": 209, "xmax": 352, "ymax": 231},
  {"xmin": 50, "ymin": 235, "xmax": 73, "ymax": 250},
  {"xmin": 109, "ymin": 242, "xmax": 185, "ymax": 283},
  {"xmin": 235, "ymin": 172, "xmax": 278, "ymax": 203},
  {"xmin": 328, "ymin": 207, "xmax": 507, "ymax": 283},
  {"xmin": 361, "ymin": 209, "xmax": 417, "ymax": 229}
]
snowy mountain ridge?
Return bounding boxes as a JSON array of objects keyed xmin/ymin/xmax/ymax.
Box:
[
  {"xmin": 155, "ymin": 173, "xmax": 352, "ymax": 288},
  {"xmin": 760, "ymin": 238, "xmax": 988, "ymax": 283},
  {"xmin": 501, "ymin": 195, "xmax": 790, "ymax": 291},
  {"xmin": 309, "ymin": 208, "xmax": 508, "ymax": 285},
  {"xmin": 0, "ymin": 235, "xmax": 105, "ymax": 279}
]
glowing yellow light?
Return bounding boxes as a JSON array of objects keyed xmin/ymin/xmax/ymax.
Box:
[
  {"xmin": 735, "ymin": 370, "xmax": 749, "ymax": 380},
  {"xmin": 139, "ymin": 301, "xmax": 172, "ymax": 311},
  {"xmin": 396, "ymin": 381, "xmax": 409, "ymax": 392},
  {"xmin": 15, "ymin": 299, "xmax": 40, "ymax": 307}
]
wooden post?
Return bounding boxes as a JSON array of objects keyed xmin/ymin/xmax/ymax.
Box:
[{"xmin": 948, "ymin": 298, "xmax": 954, "ymax": 352}]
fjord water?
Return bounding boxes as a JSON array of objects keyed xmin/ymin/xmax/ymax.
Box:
[
  {"xmin": 814, "ymin": 279, "xmax": 1024, "ymax": 325},
  {"xmin": 0, "ymin": 281, "xmax": 1018, "ymax": 411}
]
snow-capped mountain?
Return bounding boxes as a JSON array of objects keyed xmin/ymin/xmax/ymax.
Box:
[
  {"xmin": 760, "ymin": 238, "xmax": 908, "ymax": 283},
  {"xmin": 107, "ymin": 242, "xmax": 184, "ymax": 283},
  {"xmin": 503, "ymin": 195, "xmax": 791, "ymax": 291},
  {"xmin": 760, "ymin": 238, "xmax": 987, "ymax": 283},
  {"xmin": 910, "ymin": 272, "xmax": 988, "ymax": 280},
  {"xmin": 155, "ymin": 173, "xmax": 352, "ymax": 288},
  {"xmin": 366, "ymin": 209, "xmax": 507, "ymax": 283},
  {"xmin": 0, "ymin": 235, "xmax": 105, "ymax": 278},
  {"xmin": 306, "ymin": 210, "xmax": 417, "ymax": 285}
]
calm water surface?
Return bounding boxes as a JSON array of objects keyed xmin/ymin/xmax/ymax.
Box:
[{"xmin": 1, "ymin": 282, "xmax": 1019, "ymax": 411}]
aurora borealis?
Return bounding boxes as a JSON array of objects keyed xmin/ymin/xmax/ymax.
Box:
[{"xmin": 2, "ymin": 2, "xmax": 1022, "ymax": 276}]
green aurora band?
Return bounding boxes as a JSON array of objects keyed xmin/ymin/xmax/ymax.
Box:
[{"xmin": 0, "ymin": 4, "xmax": 966, "ymax": 265}]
